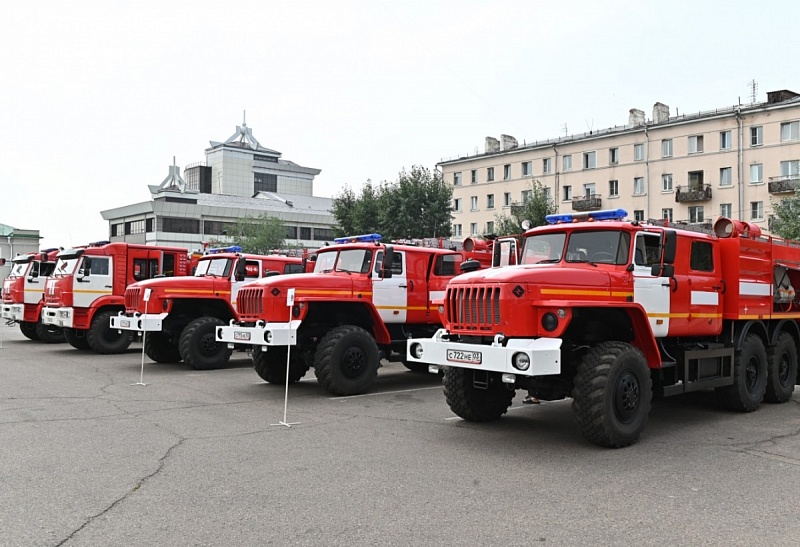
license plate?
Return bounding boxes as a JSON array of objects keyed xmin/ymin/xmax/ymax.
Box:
[
  {"xmin": 447, "ymin": 349, "xmax": 482, "ymax": 364},
  {"xmin": 234, "ymin": 331, "xmax": 251, "ymax": 341},
  {"xmin": 120, "ymin": 319, "xmax": 130, "ymax": 328}
]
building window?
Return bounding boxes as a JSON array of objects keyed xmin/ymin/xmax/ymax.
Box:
[
  {"xmin": 487, "ymin": 167, "xmax": 494, "ymax": 182},
  {"xmin": 583, "ymin": 151, "xmax": 596, "ymax": 169},
  {"xmin": 521, "ymin": 190, "xmax": 532, "ymax": 203},
  {"xmin": 688, "ymin": 170, "xmax": 704, "ymax": 190},
  {"xmin": 543, "ymin": 187, "xmax": 552, "ymax": 201},
  {"xmin": 470, "ymin": 170, "xmax": 477, "ymax": 184},
  {"xmin": 661, "ymin": 139, "xmax": 673, "ymax": 158},
  {"xmin": 203, "ymin": 220, "xmax": 234, "ymax": 236},
  {"xmin": 583, "ymin": 183, "xmax": 596, "ymax": 198},
  {"xmin": 161, "ymin": 217, "xmax": 200, "ymax": 234},
  {"xmin": 662, "ymin": 174, "xmax": 673, "ymax": 192},
  {"xmin": 486, "ymin": 221, "xmax": 494, "ymax": 234},
  {"xmin": 313, "ymin": 228, "xmax": 335, "ymax": 241},
  {"xmin": 145, "ymin": 218, "xmax": 154, "ymax": 232},
  {"xmin": 124, "ymin": 220, "xmax": 145, "ymax": 235},
  {"xmin": 299, "ymin": 227, "xmax": 311, "ymax": 240},
  {"xmin": 487, "ymin": 194, "xmax": 495, "ymax": 209},
  {"xmin": 286, "ymin": 226, "xmax": 297, "ymax": 239},
  {"xmin": 634, "ymin": 143, "xmax": 644, "ymax": 161},
  {"xmin": 453, "ymin": 224, "xmax": 462, "ymax": 237},
  {"xmin": 504, "ymin": 164, "xmax": 512, "ymax": 180},
  {"xmin": 470, "ymin": 196, "xmax": 478, "ymax": 211},
  {"xmin": 688, "ymin": 135, "xmax": 704, "ymax": 154},
  {"xmin": 751, "ymin": 126, "xmax": 763, "ymax": 146},
  {"xmin": 562, "ymin": 185, "xmax": 572, "ymax": 201},
  {"xmin": 453, "ymin": 172, "xmax": 462, "ymax": 186},
  {"xmin": 608, "ymin": 180, "xmax": 619, "ymax": 197},
  {"xmin": 720, "ymin": 203, "xmax": 732, "ymax": 218},
  {"xmin": 750, "ymin": 164, "xmax": 763, "ymax": 184},
  {"xmin": 609, "ymin": 148, "xmax": 619, "ymax": 165},
  {"xmin": 254, "ymin": 173, "xmax": 277, "ymax": 193},
  {"xmin": 662, "ymin": 208, "xmax": 673, "ymax": 222},
  {"xmin": 504, "ymin": 192, "xmax": 512, "ymax": 206},
  {"xmin": 470, "ymin": 223, "xmax": 478, "ymax": 236},
  {"xmin": 720, "ymin": 167, "xmax": 732, "ymax": 187},
  {"xmin": 111, "ymin": 224, "xmax": 121, "ymax": 237},
  {"xmin": 633, "ymin": 177, "xmax": 644, "ymax": 195},
  {"xmin": 563, "ymin": 155, "xmax": 572, "ymax": 171},
  {"xmin": 543, "ymin": 158, "xmax": 552, "ymax": 174},
  {"xmin": 781, "ymin": 160, "xmax": 800, "ymax": 178},
  {"xmin": 521, "ymin": 162, "xmax": 531, "ymax": 177},
  {"xmin": 781, "ymin": 121, "xmax": 800, "ymax": 142},
  {"xmin": 750, "ymin": 201, "xmax": 764, "ymax": 221},
  {"xmin": 453, "ymin": 198, "xmax": 462, "ymax": 212},
  {"xmin": 720, "ymin": 130, "xmax": 732, "ymax": 150},
  {"xmin": 633, "ymin": 210, "xmax": 644, "ymax": 221},
  {"xmin": 689, "ymin": 206, "xmax": 704, "ymax": 224}
]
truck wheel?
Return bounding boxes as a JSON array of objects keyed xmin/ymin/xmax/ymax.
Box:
[
  {"xmin": 19, "ymin": 321, "xmax": 40, "ymax": 341},
  {"xmin": 716, "ymin": 333, "xmax": 767, "ymax": 412},
  {"xmin": 86, "ymin": 311, "xmax": 134, "ymax": 354},
  {"xmin": 179, "ymin": 317, "xmax": 232, "ymax": 370},
  {"xmin": 764, "ymin": 332, "xmax": 797, "ymax": 403},
  {"xmin": 443, "ymin": 367, "xmax": 514, "ymax": 421},
  {"xmin": 64, "ymin": 328, "xmax": 91, "ymax": 350},
  {"xmin": 144, "ymin": 332, "xmax": 182, "ymax": 363},
  {"xmin": 314, "ymin": 325, "xmax": 379, "ymax": 396},
  {"xmin": 35, "ymin": 321, "xmax": 65, "ymax": 344},
  {"xmin": 253, "ymin": 347, "xmax": 309, "ymax": 384},
  {"xmin": 572, "ymin": 341, "xmax": 652, "ymax": 448}
]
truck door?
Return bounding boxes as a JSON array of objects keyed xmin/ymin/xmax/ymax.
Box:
[
  {"xmin": 74, "ymin": 256, "xmax": 112, "ymax": 308},
  {"xmin": 24, "ymin": 261, "xmax": 43, "ymax": 306},
  {"xmin": 632, "ymin": 232, "xmax": 670, "ymax": 337},
  {"xmin": 373, "ymin": 249, "xmax": 406, "ymax": 323},
  {"xmin": 231, "ymin": 258, "xmax": 261, "ymax": 310}
]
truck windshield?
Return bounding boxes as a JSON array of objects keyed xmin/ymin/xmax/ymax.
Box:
[
  {"xmin": 313, "ymin": 250, "xmax": 337, "ymax": 273},
  {"xmin": 9, "ymin": 262, "xmax": 28, "ymax": 278},
  {"xmin": 521, "ymin": 233, "xmax": 566, "ymax": 264},
  {"xmin": 335, "ymin": 249, "xmax": 373, "ymax": 273},
  {"xmin": 53, "ymin": 258, "xmax": 80, "ymax": 277},
  {"xmin": 567, "ymin": 230, "xmax": 631, "ymax": 264},
  {"xmin": 194, "ymin": 258, "xmax": 232, "ymax": 278}
]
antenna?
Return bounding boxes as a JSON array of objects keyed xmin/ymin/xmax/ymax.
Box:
[
  {"xmin": 562, "ymin": 123, "xmax": 568, "ymax": 137},
  {"xmin": 748, "ymin": 79, "xmax": 758, "ymax": 104},
  {"xmin": 243, "ymin": 109, "xmax": 247, "ymax": 126}
]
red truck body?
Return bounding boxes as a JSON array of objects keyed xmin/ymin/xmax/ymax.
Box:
[{"xmin": 1, "ymin": 249, "xmax": 64, "ymax": 342}]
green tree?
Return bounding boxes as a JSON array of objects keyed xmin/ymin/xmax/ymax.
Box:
[
  {"xmin": 770, "ymin": 194, "xmax": 800, "ymax": 239},
  {"xmin": 210, "ymin": 214, "xmax": 288, "ymax": 254},
  {"xmin": 493, "ymin": 179, "xmax": 556, "ymax": 236}
]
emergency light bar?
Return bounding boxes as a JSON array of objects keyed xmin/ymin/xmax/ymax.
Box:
[
  {"xmin": 333, "ymin": 234, "xmax": 382, "ymax": 244},
  {"xmin": 207, "ymin": 245, "xmax": 243, "ymax": 254},
  {"xmin": 545, "ymin": 209, "xmax": 628, "ymax": 224}
]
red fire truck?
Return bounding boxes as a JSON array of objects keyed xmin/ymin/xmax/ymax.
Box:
[
  {"xmin": 41, "ymin": 242, "xmax": 190, "ymax": 354},
  {"xmin": 406, "ymin": 209, "xmax": 800, "ymax": 447},
  {"xmin": 110, "ymin": 246, "xmax": 304, "ymax": 370},
  {"xmin": 215, "ymin": 234, "xmax": 494, "ymax": 396},
  {"xmin": 1, "ymin": 249, "xmax": 65, "ymax": 343}
]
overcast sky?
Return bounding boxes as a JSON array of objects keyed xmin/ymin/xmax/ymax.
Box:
[{"xmin": 2, "ymin": 0, "xmax": 796, "ymax": 249}]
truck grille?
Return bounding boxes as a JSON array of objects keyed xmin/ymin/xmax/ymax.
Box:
[
  {"xmin": 125, "ymin": 287, "xmax": 141, "ymax": 310},
  {"xmin": 237, "ymin": 287, "xmax": 264, "ymax": 318},
  {"xmin": 447, "ymin": 285, "xmax": 501, "ymax": 331}
]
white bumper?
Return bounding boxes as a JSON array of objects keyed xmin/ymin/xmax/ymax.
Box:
[
  {"xmin": 110, "ymin": 312, "xmax": 167, "ymax": 332},
  {"xmin": 406, "ymin": 329, "xmax": 562, "ymax": 377},
  {"xmin": 2, "ymin": 304, "xmax": 23, "ymax": 321},
  {"xmin": 42, "ymin": 306, "xmax": 74, "ymax": 328},
  {"xmin": 216, "ymin": 320, "xmax": 301, "ymax": 347}
]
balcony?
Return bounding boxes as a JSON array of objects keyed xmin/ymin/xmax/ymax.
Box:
[
  {"xmin": 675, "ymin": 184, "xmax": 712, "ymax": 203},
  {"xmin": 768, "ymin": 175, "xmax": 800, "ymax": 194},
  {"xmin": 572, "ymin": 194, "xmax": 602, "ymax": 211}
]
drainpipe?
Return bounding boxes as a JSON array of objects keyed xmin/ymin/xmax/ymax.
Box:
[
  {"xmin": 736, "ymin": 106, "xmax": 744, "ymax": 221},
  {"xmin": 644, "ymin": 125, "xmax": 650, "ymax": 220},
  {"xmin": 551, "ymin": 144, "xmax": 559, "ymax": 213}
]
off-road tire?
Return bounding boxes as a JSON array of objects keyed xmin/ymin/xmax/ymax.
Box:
[
  {"xmin": 87, "ymin": 311, "xmax": 134, "ymax": 354},
  {"xmin": 35, "ymin": 321, "xmax": 65, "ymax": 344},
  {"xmin": 764, "ymin": 332, "xmax": 796, "ymax": 403},
  {"xmin": 442, "ymin": 366, "xmax": 514, "ymax": 422},
  {"xmin": 64, "ymin": 328, "xmax": 92, "ymax": 350},
  {"xmin": 314, "ymin": 325, "xmax": 380, "ymax": 396},
  {"xmin": 572, "ymin": 341, "xmax": 652, "ymax": 448},
  {"xmin": 716, "ymin": 333, "xmax": 767, "ymax": 412},
  {"xmin": 144, "ymin": 332, "xmax": 182, "ymax": 363},
  {"xmin": 253, "ymin": 347, "xmax": 309, "ymax": 384},
  {"xmin": 19, "ymin": 321, "xmax": 40, "ymax": 341},
  {"xmin": 179, "ymin": 317, "xmax": 231, "ymax": 370}
]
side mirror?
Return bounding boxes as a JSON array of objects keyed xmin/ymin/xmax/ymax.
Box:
[
  {"xmin": 663, "ymin": 229, "xmax": 677, "ymax": 265},
  {"xmin": 79, "ymin": 257, "xmax": 92, "ymax": 278},
  {"xmin": 651, "ymin": 263, "xmax": 675, "ymax": 278},
  {"xmin": 379, "ymin": 246, "xmax": 394, "ymax": 279},
  {"xmin": 234, "ymin": 258, "xmax": 247, "ymax": 282}
]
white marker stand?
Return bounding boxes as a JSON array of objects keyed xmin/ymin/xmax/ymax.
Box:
[
  {"xmin": 272, "ymin": 288, "xmax": 300, "ymax": 428},
  {"xmin": 131, "ymin": 288, "xmax": 152, "ymax": 387}
]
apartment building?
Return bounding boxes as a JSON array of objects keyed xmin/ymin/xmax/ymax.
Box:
[{"xmin": 445, "ymin": 89, "xmax": 800, "ymax": 239}]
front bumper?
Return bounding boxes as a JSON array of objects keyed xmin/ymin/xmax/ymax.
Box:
[
  {"xmin": 110, "ymin": 312, "xmax": 167, "ymax": 332},
  {"xmin": 406, "ymin": 329, "xmax": 562, "ymax": 378},
  {"xmin": 216, "ymin": 320, "xmax": 301, "ymax": 347},
  {"xmin": 42, "ymin": 306, "xmax": 74, "ymax": 328},
  {"xmin": 1, "ymin": 304, "xmax": 23, "ymax": 321}
]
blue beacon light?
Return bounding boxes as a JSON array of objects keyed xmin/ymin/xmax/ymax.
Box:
[
  {"xmin": 545, "ymin": 209, "xmax": 628, "ymax": 225},
  {"xmin": 333, "ymin": 233, "xmax": 383, "ymax": 244},
  {"xmin": 207, "ymin": 245, "xmax": 243, "ymax": 254}
]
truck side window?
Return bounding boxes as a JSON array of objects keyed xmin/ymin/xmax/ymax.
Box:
[
  {"xmin": 133, "ymin": 258, "xmax": 146, "ymax": 281},
  {"xmin": 245, "ymin": 260, "xmax": 260, "ymax": 279},
  {"xmin": 284, "ymin": 263, "xmax": 304, "ymax": 274},
  {"xmin": 375, "ymin": 251, "xmax": 403, "ymax": 275},
  {"xmin": 634, "ymin": 234, "xmax": 662, "ymax": 267},
  {"xmin": 434, "ymin": 254, "xmax": 460, "ymax": 276},
  {"xmin": 162, "ymin": 255, "xmax": 175, "ymax": 277},
  {"xmin": 86, "ymin": 257, "xmax": 110, "ymax": 276},
  {"xmin": 690, "ymin": 241, "xmax": 714, "ymax": 272}
]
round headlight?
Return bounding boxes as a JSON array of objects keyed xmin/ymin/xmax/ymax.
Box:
[
  {"xmin": 292, "ymin": 304, "xmax": 302, "ymax": 318},
  {"xmin": 438, "ymin": 305, "xmax": 444, "ymax": 315},
  {"xmin": 411, "ymin": 343, "xmax": 424, "ymax": 359},
  {"xmin": 542, "ymin": 312, "xmax": 558, "ymax": 332},
  {"xmin": 265, "ymin": 331, "xmax": 273, "ymax": 343},
  {"xmin": 513, "ymin": 352, "xmax": 530, "ymax": 371}
]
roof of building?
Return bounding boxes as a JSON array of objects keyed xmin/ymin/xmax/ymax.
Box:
[{"xmin": 0, "ymin": 223, "xmax": 15, "ymax": 236}]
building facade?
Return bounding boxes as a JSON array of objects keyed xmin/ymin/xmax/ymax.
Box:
[
  {"xmin": 0, "ymin": 224, "xmax": 42, "ymax": 282},
  {"xmin": 101, "ymin": 120, "xmax": 335, "ymax": 251},
  {"xmin": 444, "ymin": 89, "xmax": 800, "ymax": 239}
]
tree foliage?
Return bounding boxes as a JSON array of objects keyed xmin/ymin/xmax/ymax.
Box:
[
  {"xmin": 209, "ymin": 214, "xmax": 288, "ymax": 255},
  {"xmin": 770, "ymin": 194, "xmax": 800, "ymax": 240},
  {"xmin": 332, "ymin": 165, "xmax": 453, "ymax": 240},
  {"xmin": 493, "ymin": 179, "xmax": 556, "ymax": 236}
]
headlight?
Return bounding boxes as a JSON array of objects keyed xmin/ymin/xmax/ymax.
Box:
[
  {"xmin": 265, "ymin": 331, "xmax": 273, "ymax": 343},
  {"xmin": 541, "ymin": 312, "xmax": 558, "ymax": 332},
  {"xmin": 410, "ymin": 343, "xmax": 424, "ymax": 359},
  {"xmin": 512, "ymin": 352, "xmax": 530, "ymax": 371}
]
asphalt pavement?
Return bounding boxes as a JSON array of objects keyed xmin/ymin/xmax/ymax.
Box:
[{"xmin": 2, "ymin": 323, "xmax": 800, "ymax": 546}]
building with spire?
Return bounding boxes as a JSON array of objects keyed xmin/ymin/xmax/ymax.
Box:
[{"xmin": 101, "ymin": 118, "xmax": 334, "ymax": 251}]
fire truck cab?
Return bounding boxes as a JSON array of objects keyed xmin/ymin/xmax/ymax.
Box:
[{"xmin": 41, "ymin": 242, "xmax": 190, "ymax": 354}]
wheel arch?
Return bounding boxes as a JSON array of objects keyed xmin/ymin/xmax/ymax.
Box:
[{"xmin": 732, "ymin": 320, "xmax": 769, "ymax": 351}]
